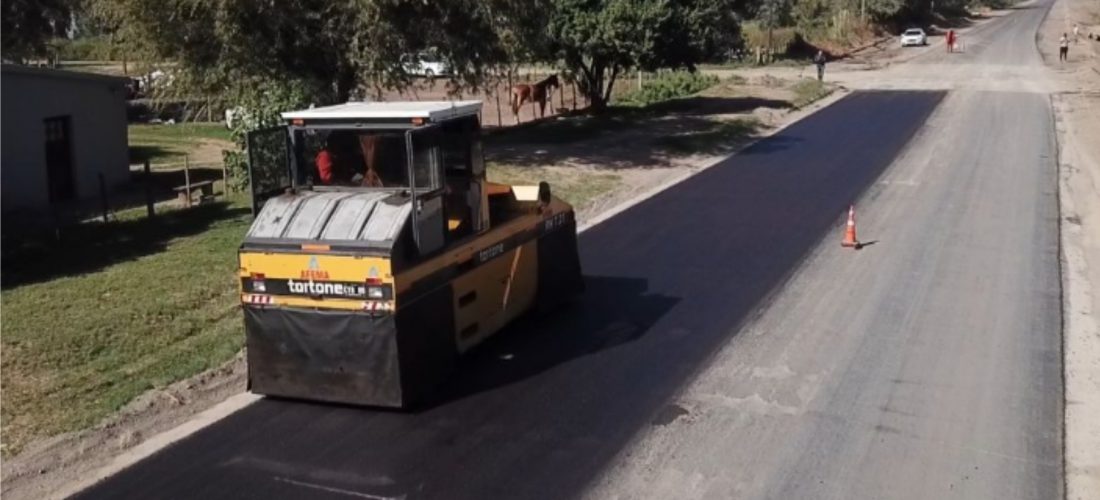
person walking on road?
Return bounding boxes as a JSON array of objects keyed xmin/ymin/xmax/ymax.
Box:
[
  {"xmin": 1073, "ymin": 23, "xmax": 1080, "ymax": 43},
  {"xmin": 813, "ymin": 50, "xmax": 827, "ymax": 81},
  {"xmin": 947, "ymin": 30, "xmax": 956, "ymax": 53},
  {"xmin": 1060, "ymin": 33, "xmax": 1070, "ymax": 62}
]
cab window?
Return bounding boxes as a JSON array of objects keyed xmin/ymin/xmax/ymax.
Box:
[{"xmin": 294, "ymin": 129, "xmax": 410, "ymax": 188}]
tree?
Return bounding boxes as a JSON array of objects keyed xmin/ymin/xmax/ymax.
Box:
[
  {"xmin": 757, "ymin": 0, "xmax": 793, "ymax": 52},
  {"xmin": 92, "ymin": 0, "xmax": 530, "ymax": 186},
  {"xmin": 546, "ymin": 0, "xmax": 739, "ymax": 111},
  {"xmin": 1, "ymin": 0, "xmax": 75, "ymax": 63},
  {"xmin": 92, "ymin": 0, "xmax": 518, "ymax": 104}
]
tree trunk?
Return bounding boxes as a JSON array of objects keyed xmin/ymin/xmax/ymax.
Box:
[
  {"xmin": 334, "ymin": 68, "xmax": 357, "ymax": 103},
  {"xmin": 603, "ymin": 66, "xmax": 620, "ymax": 104},
  {"xmin": 589, "ymin": 93, "xmax": 608, "ymax": 111},
  {"xmin": 581, "ymin": 71, "xmax": 606, "ymax": 112}
]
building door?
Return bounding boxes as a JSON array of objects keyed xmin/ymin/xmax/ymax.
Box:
[{"xmin": 43, "ymin": 116, "xmax": 75, "ymax": 203}]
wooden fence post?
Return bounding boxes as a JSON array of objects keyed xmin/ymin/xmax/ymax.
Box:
[
  {"xmin": 183, "ymin": 156, "xmax": 192, "ymax": 208},
  {"xmin": 98, "ymin": 173, "xmax": 110, "ymax": 223},
  {"xmin": 222, "ymin": 161, "xmax": 229, "ymax": 199},
  {"xmin": 558, "ymin": 80, "xmax": 564, "ymax": 111},
  {"xmin": 494, "ymin": 84, "xmax": 503, "ymax": 127},
  {"xmin": 144, "ymin": 159, "xmax": 155, "ymax": 218}
]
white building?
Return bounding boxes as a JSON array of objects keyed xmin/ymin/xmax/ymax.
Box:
[{"xmin": 1, "ymin": 64, "xmax": 130, "ymax": 212}]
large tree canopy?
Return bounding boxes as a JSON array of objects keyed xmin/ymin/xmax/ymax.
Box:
[
  {"xmin": 90, "ymin": 0, "xmax": 522, "ymax": 104},
  {"xmin": 546, "ymin": 0, "xmax": 740, "ymax": 110},
  {"xmin": 86, "ymin": 0, "xmax": 738, "ymax": 111},
  {"xmin": 1, "ymin": 0, "xmax": 75, "ymax": 63}
]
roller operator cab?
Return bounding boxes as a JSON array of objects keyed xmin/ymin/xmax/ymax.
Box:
[{"xmin": 239, "ymin": 101, "xmax": 584, "ymax": 407}]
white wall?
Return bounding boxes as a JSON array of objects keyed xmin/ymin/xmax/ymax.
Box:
[{"xmin": 1, "ymin": 69, "xmax": 129, "ymax": 211}]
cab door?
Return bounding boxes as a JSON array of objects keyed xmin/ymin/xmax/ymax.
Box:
[
  {"xmin": 406, "ymin": 126, "xmax": 446, "ymax": 256},
  {"xmin": 246, "ymin": 126, "xmax": 292, "ymax": 215}
]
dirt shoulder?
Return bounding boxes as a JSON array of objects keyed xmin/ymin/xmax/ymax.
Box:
[{"xmin": 1039, "ymin": 0, "xmax": 1100, "ymax": 497}]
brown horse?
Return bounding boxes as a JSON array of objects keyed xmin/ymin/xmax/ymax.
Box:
[{"xmin": 510, "ymin": 74, "xmax": 559, "ymax": 124}]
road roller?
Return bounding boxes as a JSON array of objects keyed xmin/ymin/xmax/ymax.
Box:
[{"xmin": 237, "ymin": 100, "xmax": 583, "ymax": 407}]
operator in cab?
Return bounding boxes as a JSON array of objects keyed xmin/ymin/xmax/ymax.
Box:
[
  {"xmin": 315, "ymin": 136, "xmax": 338, "ymax": 185},
  {"xmin": 312, "ymin": 131, "xmax": 405, "ymax": 188}
]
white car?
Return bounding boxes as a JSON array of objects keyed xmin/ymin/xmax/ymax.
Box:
[
  {"xmin": 402, "ymin": 52, "xmax": 449, "ymax": 78},
  {"xmin": 900, "ymin": 28, "xmax": 928, "ymax": 47}
]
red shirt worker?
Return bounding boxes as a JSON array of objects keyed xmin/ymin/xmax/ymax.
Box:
[{"xmin": 315, "ymin": 147, "xmax": 335, "ymax": 184}]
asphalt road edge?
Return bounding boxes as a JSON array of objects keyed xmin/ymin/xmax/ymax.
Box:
[
  {"xmin": 60, "ymin": 88, "xmax": 854, "ymax": 500},
  {"xmin": 1053, "ymin": 91, "xmax": 1100, "ymax": 500},
  {"xmin": 52, "ymin": 393, "xmax": 262, "ymax": 499}
]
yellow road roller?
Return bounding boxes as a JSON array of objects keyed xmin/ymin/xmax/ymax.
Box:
[{"xmin": 238, "ymin": 101, "xmax": 583, "ymax": 407}]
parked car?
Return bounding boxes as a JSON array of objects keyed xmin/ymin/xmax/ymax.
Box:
[
  {"xmin": 402, "ymin": 52, "xmax": 450, "ymax": 78},
  {"xmin": 900, "ymin": 28, "xmax": 928, "ymax": 47}
]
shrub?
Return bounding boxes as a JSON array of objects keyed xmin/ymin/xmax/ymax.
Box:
[
  {"xmin": 50, "ymin": 36, "xmax": 113, "ymax": 61},
  {"xmin": 791, "ymin": 78, "xmax": 832, "ymax": 108},
  {"xmin": 221, "ymin": 80, "xmax": 314, "ymax": 191},
  {"xmin": 617, "ymin": 71, "xmax": 720, "ymax": 106}
]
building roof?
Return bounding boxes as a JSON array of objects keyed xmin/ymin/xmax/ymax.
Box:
[
  {"xmin": 0, "ymin": 64, "xmax": 130, "ymax": 86},
  {"xmin": 282, "ymin": 101, "xmax": 481, "ymax": 122}
]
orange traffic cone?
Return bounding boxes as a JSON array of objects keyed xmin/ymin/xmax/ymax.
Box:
[{"xmin": 841, "ymin": 205, "xmax": 860, "ymax": 248}]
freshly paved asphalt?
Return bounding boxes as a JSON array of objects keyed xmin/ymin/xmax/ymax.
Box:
[
  {"xmin": 582, "ymin": 1, "xmax": 1063, "ymax": 497},
  {"xmin": 77, "ymin": 90, "xmax": 945, "ymax": 500}
]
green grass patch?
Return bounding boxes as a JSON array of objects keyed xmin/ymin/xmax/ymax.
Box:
[
  {"xmin": 0, "ymin": 167, "xmax": 619, "ymax": 456},
  {"xmin": 129, "ymin": 123, "xmax": 233, "ymax": 166},
  {"xmin": 654, "ymin": 118, "xmax": 761, "ymax": 154},
  {"xmin": 0, "ymin": 199, "xmax": 252, "ymax": 457},
  {"xmin": 617, "ymin": 71, "xmax": 721, "ymax": 107},
  {"xmin": 488, "ymin": 164, "xmax": 621, "ymax": 211},
  {"xmin": 699, "ymin": 57, "xmax": 810, "ymax": 70},
  {"xmin": 790, "ymin": 78, "xmax": 833, "ymax": 108}
]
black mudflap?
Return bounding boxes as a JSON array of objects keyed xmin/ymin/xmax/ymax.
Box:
[
  {"xmin": 535, "ymin": 215, "xmax": 585, "ymax": 313},
  {"xmin": 245, "ymin": 285, "xmax": 456, "ymax": 408}
]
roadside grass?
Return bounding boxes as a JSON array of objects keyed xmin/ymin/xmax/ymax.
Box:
[
  {"xmin": 654, "ymin": 118, "xmax": 762, "ymax": 154},
  {"xmin": 488, "ymin": 163, "xmax": 621, "ymax": 211},
  {"xmin": 0, "ymin": 199, "xmax": 252, "ymax": 457},
  {"xmin": 129, "ymin": 123, "xmax": 233, "ymax": 166},
  {"xmin": 58, "ymin": 61, "xmax": 129, "ymax": 77},
  {"xmin": 791, "ymin": 78, "xmax": 834, "ymax": 108},
  {"xmin": 0, "ymin": 168, "xmax": 617, "ymax": 456},
  {"xmin": 616, "ymin": 72, "xmax": 720, "ymax": 107},
  {"xmin": 699, "ymin": 57, "xmax": 811, "ymax": 71}
]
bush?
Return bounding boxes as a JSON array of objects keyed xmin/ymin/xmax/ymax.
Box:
[
  {"xmin": 791, "ymin": 78, "xmax": 832, "ymax": 108},
  {"xmin": 222, "ymin": 80, "xmax": 314, "ymax": 191},
  {"xmin": 617, "ymin": 71, "xmax": 720, "ymax": 106},
  {"xmin": 50, "ymin": 36, "xmax": 113, "ymax": 60}
]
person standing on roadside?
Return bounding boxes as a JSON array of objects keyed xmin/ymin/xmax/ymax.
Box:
[
  {"xmin": 1060, "ymin": 33, "xmax": 1070, "ymax": 62},
  {"xmin": 813, "ymin": 50, "xmax": 827, "ymax": 81},
  {"xmin": 1073, "ymin": 23, "xmax": 1080, "ymax": 43},
  {"xmin": 947, "ymin": 30, "xmax": 956, "ymax": 53}
]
